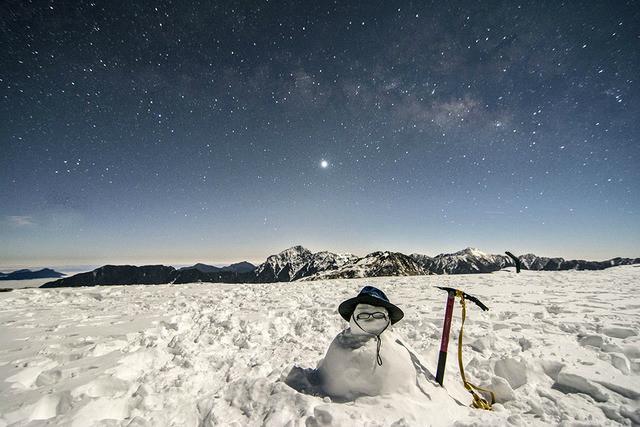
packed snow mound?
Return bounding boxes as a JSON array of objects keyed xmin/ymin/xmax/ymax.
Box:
[
  {"xmin": 318, "ymin": 329, "xmax": 417, "ymax": 399},
  {"xmin": 1, "ymin": 266, "xmax": 640, "ymax": 425}
]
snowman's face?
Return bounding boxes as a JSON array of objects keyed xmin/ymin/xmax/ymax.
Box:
[{"xmin": 351, "ymin": 303, "xmax": 389, "ymax": 335}]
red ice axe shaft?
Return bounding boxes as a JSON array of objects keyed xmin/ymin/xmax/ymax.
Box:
[
  {"xmin": 435, "ymin": 286, "xmax": 489, "ymax": 386},
  {"xmin": 435, "ymin": 289, "xmax": 456, "ymax": 386}
]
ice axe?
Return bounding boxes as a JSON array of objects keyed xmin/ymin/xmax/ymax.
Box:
[
  {"xmin": 435, "ymin": 286, "xmax": 489, "ymax": 386},
  {"xmin": 505, "ymin": 251, "xmax": 522, "ymax": 273}
]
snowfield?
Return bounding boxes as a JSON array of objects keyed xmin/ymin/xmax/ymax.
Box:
[{"xmin": 1, "ymin": 266, "xmax": 639, "ymax": 426}]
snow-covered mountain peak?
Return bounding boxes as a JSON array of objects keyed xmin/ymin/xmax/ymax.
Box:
[
  {"xmin": 519, "ymin": 253, "xmax": 539, "ymax": 260},
  {"xmin": 263, "ymin": 246, "xmax": 313, "ymax": 266},
  {"xmin": 276, "ymin": 245, "xmax": 312, "ymax": 259},
  {"xmin": 255, "ymin": 246, "xmax": 346, "ymax": 282},
  {"xmin": 456, "ymin": 247, "xmax": 488, "ymax": 257}
]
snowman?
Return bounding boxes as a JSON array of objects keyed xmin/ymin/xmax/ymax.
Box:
[{"xmin": 318, "ymin": 286, "xmax": 419, "ymax": 400}]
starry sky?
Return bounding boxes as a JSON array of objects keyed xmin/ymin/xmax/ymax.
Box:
[{"xmin": 1, "ymin": 1, "xmax": 639, "ymax": 269}]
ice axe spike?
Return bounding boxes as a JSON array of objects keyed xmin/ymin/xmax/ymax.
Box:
[{"xmin": 434, "ymin": 287, "xmax": 489, "ymax": 387}]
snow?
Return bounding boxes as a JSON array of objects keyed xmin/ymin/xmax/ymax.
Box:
[
  {"xmin": 1, "ymin": 266, "xmax": 640, "ymax": 426},
  {"xmin": 317, "ymin": 328, "xmax": 418, "ymax": 401},
  {"xmin": 0, "ymin": 278, "xmax": 63, "ymax": 290},
  {"xmin": 314, "ymin": 304, "xmax": 424, "ymax": 402}
]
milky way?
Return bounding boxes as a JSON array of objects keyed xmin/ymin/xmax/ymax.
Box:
[{"xmin": 1, "ymin": 1, "xmax": 639, "ymax": 267}]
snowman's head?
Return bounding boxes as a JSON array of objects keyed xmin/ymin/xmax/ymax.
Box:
[
  {"xmin": 338, "ymin": 286, "xmax": 404, "ymax": 326},
  {"xmin": 350, "ymin": 303, "xmax": 390, "ymax": 336}
]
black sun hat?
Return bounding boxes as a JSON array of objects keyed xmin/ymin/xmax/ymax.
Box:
[{"xmin": 338, "ymin": 285, "xmax": 404, "ymax": 324}]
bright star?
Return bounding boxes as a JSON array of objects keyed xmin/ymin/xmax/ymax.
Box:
[{"xmin": 320, "ymin": 159, "xmax": 329, "ymax": 168}]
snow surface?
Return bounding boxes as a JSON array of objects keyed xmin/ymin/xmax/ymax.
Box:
[
  {"xmin": 0, "ymin": 278, "xmax": 55, "ymax": 290},
  {"xmin": 1, "ymin": 266, "xmax": 639, "ymax": 426}
]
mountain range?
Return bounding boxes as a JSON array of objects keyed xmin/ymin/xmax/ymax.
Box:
[
  {"xmin": 38, "ymin": 245, "xmax": 640, "ymax": 288},
  {"xmin": 0, "ymin": 268, "xmax": 64, "ymax": 281}
]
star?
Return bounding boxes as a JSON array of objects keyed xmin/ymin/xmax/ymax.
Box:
[{"xmin": 320, "ymin": 159, "xmax": 329, "ymax": 169}]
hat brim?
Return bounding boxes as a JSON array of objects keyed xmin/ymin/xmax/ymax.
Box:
[{"xmin": 338, "ymin": 294, "xmax": 404, "ymax": 324}]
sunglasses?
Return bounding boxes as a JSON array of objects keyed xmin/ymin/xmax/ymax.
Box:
[{"xmin": 356, "ymin": 312, "xmax": 388, "ymax": 320}]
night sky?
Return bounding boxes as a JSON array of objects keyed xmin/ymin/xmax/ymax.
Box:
[{"xmin": 1, "ymin": 1, "xmax": 639, "ymax": 269}]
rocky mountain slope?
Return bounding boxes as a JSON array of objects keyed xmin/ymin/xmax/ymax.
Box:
[
  {"xmin": 518, "ymin": 254, "xmax": 640, "ymax": 271},
  {"xmin": 40, "ymin": 265, "xmax": 176, "ymax": 288},
  {"xmin": 178, "ymin": 261, "xmax": 255, "ymax": 274},
  {"xmin": 253, "ymin": 246, "xmax": 359, "ymax": 282},
  {"xmin": 410, "ymin": 248, "xmax": 512, "ymax": 275},
  {"xmin": 299, "ymin": 251, "xmax": 428, "ymax": 281}
]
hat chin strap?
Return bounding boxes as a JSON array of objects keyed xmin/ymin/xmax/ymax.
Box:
[{"xmin": 352, "ymin": 316, "xmax": 390, "ymax": 366}]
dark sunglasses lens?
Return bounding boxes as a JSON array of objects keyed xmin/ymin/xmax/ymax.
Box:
[{"xmin": 356, "ymin": 312, "xmax": 386, "ymax": 320}]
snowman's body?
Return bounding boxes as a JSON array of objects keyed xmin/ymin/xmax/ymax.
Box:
[{"xmin": 318, "ymin": 304, "xmax": 418, "ymax": 400}]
